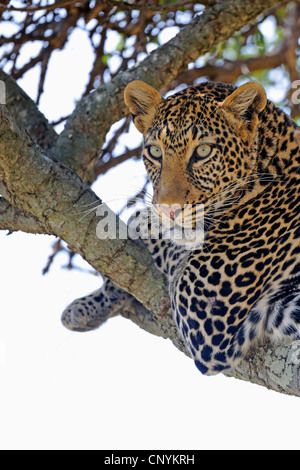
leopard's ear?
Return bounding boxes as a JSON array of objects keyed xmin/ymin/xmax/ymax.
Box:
[
  {"xmin": 220, "ymin": 82, "xmax": 267, "ymax": 138},
  {"xmin": 124, "ymin": 81, "xmax": 163, "ymax": 134}
]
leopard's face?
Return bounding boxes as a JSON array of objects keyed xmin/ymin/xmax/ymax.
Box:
[{"xmin": 125, "ymin": 81, "xmax": 267, "ymax": 248}]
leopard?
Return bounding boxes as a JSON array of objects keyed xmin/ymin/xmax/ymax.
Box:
[{"xmin": 62, "ymin": 80, "xmax": 300, "ymax": 375}]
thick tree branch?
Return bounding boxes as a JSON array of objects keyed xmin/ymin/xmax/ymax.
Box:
[
  {"xmin": 0, "ymin": 70, "xmax": 58, "ymax": 233},
  {"xmin": 0, "ymin": 195, "xmax": 52, "ymax": 234},
  {"xmin": 226, "ymin": 340, "xmax": 300, "ymax": 397},
  {"xmin": 0, "ymin": 70, "xmax": 58, "ymax": 150}
]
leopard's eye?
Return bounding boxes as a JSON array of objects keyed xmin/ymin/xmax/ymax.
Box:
[
  {"xmin": 147, "ymin": 145, "xmax": 162, "ymax": 160},
  {"xmin": 195, "ymin": 144, "xmax": 212, "ymax": 160}
]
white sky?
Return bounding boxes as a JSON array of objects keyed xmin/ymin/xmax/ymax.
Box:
[{"xmin": 0, "ymin": 20, "xmax": 300, "ymax": 451}]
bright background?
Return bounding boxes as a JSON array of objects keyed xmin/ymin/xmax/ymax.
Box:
[{"xmin": 0, "ymin": 19, "xmax": 300, "ymax": 451}]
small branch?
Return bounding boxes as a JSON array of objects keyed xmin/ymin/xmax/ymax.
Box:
[
  {"xmin": 0, "ymin": 0, "xmax": 85, "ymax": 12},
  {"xmin": 167, "ymin": 49, "xmax": 286, "ymax": 90},
  {"xmin": 36, "ymin": 49, "xmax": 52, "ymax": 105},
  {"xmin": 42, "ymin": 238, "xmax": 64, "ymax": 275},
  {"xmin": 0, "ymin": 0, "xmax": 212, "ymax": 13},
  {"xmin": 104, "ymin": 0, "xmax": 209, "ymax": 12},
  {"xmin": 95, "ymin": 146, "xmax": 142, "ymax": 177},
  {"xmin": 51, "ymin": 115, "xmax": 69, "ymax": 127},
  {"xmin": 96, "ymin": 115, "xmax": 131, "ymax": 166},
  {"xmin": 118, "ymin": 178, "xmax": 148, "ymax": 216},
  {"xmin": 0, "ymin": 0, "xmax": 9, "ymax": 17}
]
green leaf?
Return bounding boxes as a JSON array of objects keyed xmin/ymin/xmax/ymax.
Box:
[
  {"xmin": 101, "ymin": 54, "xmax": 111, "ymax": 65},
  {"xmin": 254, "ymin": 29, "xmax": 265, "ymax": 53},
  {"xmin": 294, "ymin": 116, "xmax": 300, "ymax": 126},
  {"xmin": 116, "ymin": 34, "xmax": 125, "ymax": 52},
  {"xmin": 275, "ymin": 6, "xmax": 287, "ymax": 21}
]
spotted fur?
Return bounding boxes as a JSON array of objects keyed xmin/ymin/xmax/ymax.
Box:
[
  {"xmin": 63, "ymin": 80, "xmax": 300, "ymax": 375},
  {"xmin": 61, "ymin": 280, "xmax": 132, "ymax": 332}
]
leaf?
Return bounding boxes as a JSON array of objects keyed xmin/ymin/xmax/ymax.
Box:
[
  {"xmin": 254, "ymin": 29, "xmax": 265, "ymax": 53},
  {"xmin": 101, "ymin": 54, "xmax": 111, "ymax": 65},
  {"xmin": 116, "ymin": 34, "xmax": 125, "ymax": 52},
  {"xmin": 275, "ymin": 6, "xmax": 287, "ymax": 21}
]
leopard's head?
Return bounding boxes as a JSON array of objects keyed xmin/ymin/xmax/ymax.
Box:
[{"xmin": 124, "ymin": 80, "xmax": 267, "ymax": 248}]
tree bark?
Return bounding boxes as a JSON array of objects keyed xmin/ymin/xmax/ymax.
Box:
[
  {"xmin": 1, "ymin": 0, "xmax": 300, "ymax": 397},
  {"xmin": 0, "ymin": 195, "xmax": 50, "ymax": 234}
]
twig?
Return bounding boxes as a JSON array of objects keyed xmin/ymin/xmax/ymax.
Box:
[
  {"xmin": 118, "ymin": 178, "xmax": 149, "ymax": 216},
  {"xmin": 95, "ymin": 146, "xmax": 142, "ymax": 177},
  {"xmin": 0, "ymin": 0, "xmax": 85, "ymax": 12},
  {"xmin": 42, "ymin": 238, "xmax": 64, "ymax": 275},
  {"xmin": 105, "ymin": 0, "xmax": 216, "ymax": 12}
]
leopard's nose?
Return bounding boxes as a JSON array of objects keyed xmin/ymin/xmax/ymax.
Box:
[{"xmin": 157, "ymin": 204, "xmax": 182, "ymax": 219}]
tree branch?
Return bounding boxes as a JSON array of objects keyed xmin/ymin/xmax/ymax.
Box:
[
  {"xmin": 167, "ymin": 3, "xmax": 300, "ymax": 105},
  {"xmin": 0, "ymin": 196, "xmax": 52, "ymax": 234},
  {"xmin": 171, "ymin": 50, "xmax": 287, "ymax": 87},
  {"xmin": 226, "ymin": 340, "xmax": 300, "ymax": 397},
  {"xmin": 0, "ymin": 0, "xmax": 85, "ymax": 12},
  {"xmin": 0, "ymin": 0, "xmax": 218, "ymax": 13},
  {"xmin": 95, "ymin": 147, "xmax": 143, "ymax": 177},
  {"xmin": 0, "ymin": 70, "xmax": 58, "ymax": 233},
  {"xmin": 0, "ymin": 70, "xmax": 58, "ymax": 150},
  {"xmin": 104, "ymin": 0, "xmax": 217, "ymax": 12}
]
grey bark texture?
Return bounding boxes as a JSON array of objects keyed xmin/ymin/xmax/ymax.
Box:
[{"xmin": 1, "ymin": 0, "xmax": 300, "ymax": 397}]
